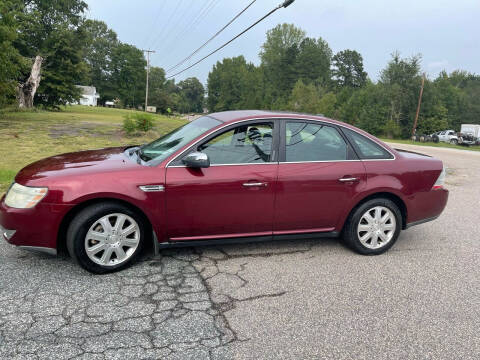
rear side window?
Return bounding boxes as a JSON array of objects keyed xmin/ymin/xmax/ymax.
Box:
[
  {"xmin": 285, "ymin": 122, "xmax": 348, "ymax": 162},
  {"xmin": 342, "ymin": 128, "xmax": 393, "ymax": 160}
]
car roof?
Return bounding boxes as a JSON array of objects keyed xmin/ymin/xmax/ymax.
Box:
[
  {"xmin": 208, "ymin": 110, "xmax": 348, "ymax": 128},
  {"xmin": 206, "ymin": 110, "xmax": 397, "ymax": 156}
]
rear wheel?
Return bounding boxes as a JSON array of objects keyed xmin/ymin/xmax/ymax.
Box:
[
  {"xmin": 343, "ymin": 198, "xmax": 402, "ymax": 255},
  {"xmin": 450, "ymin": 139, "xmax": 458, "ymax": 145},
  {"xmin": 67, "ymin": 202, "xmax": 145, "ymax": 274}
]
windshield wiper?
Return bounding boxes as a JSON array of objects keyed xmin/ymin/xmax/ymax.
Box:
[{"xmin": 136, "ymin": 147, "xmax": 152, "ymax": 163}]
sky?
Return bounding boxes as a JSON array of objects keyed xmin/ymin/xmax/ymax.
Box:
[{"xmin": 85, "ymin": 0, "xmax": 479, "ymax": 85}]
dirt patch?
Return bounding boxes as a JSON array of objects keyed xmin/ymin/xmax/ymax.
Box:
[{"xmin": 48, "ymin": 122, "xmax": 118, "ymax": 138}]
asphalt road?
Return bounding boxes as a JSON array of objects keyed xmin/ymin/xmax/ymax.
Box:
[{"xmin": 1, "ymin": 143, "xmax": 479, "ymax": 359}]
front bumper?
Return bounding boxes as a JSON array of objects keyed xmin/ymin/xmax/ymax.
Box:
[
  {"xmin": 0, "ymin": 225, "xmax": 16, "ymax": 242},
  {"xmin": 0, "ymin": 195, "xmax": 72, "ymax": 254}
]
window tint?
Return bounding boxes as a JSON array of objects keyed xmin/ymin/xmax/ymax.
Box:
[
  {"xmin": 285, "ymin": 122, "xmax": 347, "ymax": 162},
  {"xmin": 198, "ymin": 123, "xmax": 273, "ymax": 164},
  {"xmin": 342, "ymin": 128, "xmax": 393, "ymax": 160}
]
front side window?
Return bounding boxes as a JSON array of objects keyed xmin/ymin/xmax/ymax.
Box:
[
  {"xmin": 342, "ymin": 128, "xmax": 393, "ymax": 160},
  {"xmin": 198, "ymin": 123, "xmax": 274, "ymax": 164},
  {"xmin": 139, "ymin": 116, "xmax": 221, "ymax": 163},
  {"xmin": 285, "ymin": 122, "xmax": 347, "ymax": 162}
]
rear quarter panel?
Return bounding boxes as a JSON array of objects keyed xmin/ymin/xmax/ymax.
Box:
[{"xmin": 336, "ymin": 152, "xmax": 444, "ymax": 230}]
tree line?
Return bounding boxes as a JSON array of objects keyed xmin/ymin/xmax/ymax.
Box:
[
  {"xmin": 207, "ymin": 23, "xmax": 480, "ymax": 138},
  {"xmin": 1, "ymin": 2, "xmax": 479, "ymax": 138},
  {"xmin": 0, "ymin": 0, "xmax": 204, "ymax": 113}
]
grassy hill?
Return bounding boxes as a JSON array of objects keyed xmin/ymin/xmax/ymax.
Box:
[{"xmin": 0, "ymin": 106, "xmax": 187, "ymax": 194}]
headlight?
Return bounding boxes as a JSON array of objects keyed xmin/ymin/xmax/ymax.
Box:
[{"xmin": 4, "ymin": 183, "xmax": 48, "ymax": 209}]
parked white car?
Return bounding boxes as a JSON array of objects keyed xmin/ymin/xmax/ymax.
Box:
[{"xmin": 436, "ymin": 130, "xmax": 459, "ymax": 144}]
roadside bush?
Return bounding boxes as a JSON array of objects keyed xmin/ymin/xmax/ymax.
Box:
[
  {"xmin": 123, "ymin": 116, "xmax": 136, "ymax": 135},
  {"xmin": 123, "ymin": 113, "xmax": 154, "ymax": 135}
]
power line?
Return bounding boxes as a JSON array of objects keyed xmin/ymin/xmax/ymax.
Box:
[
  {"xmin": 159, "ymin": 0, "xmax": 220, "ymax": 61},
  {"xmin": 166, "ymin": 0, "xmax": 257, "ymax": 74},
  {"xmin": 143, "ymin": 0, "xmax": 167, "ymax": 49},
  {"xmin": 166, "ymin": 0, "xmax": 296, "ymax": 79},
  {"xmin": 149, "ymin": 0, "xmax": 186, "ymax": 51},
  {"xmin": 154, "ymin": 0, "xmax": 195, "ymax": 54}
]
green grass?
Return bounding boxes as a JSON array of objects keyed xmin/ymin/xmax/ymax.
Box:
[
  {"xmin": 381, "ymin": 138, "xmax": 480, "ymax": 152},
  {"xmin": 0, "ymin": 105, "xmax": 187, "ymax": 195}
]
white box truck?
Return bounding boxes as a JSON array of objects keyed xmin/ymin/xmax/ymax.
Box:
[
  {"xmin": 460, "ymin": 124, "xmax": 480, "ymax": 145},
  {"xmin": 461, "ymin": 124, "xmax": 480, "ymax": 137}
]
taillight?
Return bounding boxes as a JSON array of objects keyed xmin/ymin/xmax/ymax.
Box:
[{"xmin": 433, "ymin": 167, "xmax": 446, "ymax": 190}]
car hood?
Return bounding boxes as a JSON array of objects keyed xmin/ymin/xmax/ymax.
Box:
[{"xmin": 15, "ymin": 147, "xmax": 139, "ymax": 185}]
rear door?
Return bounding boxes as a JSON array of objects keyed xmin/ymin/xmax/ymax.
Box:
[
  {"xmin": 165, "ymin": 120, "xmax": 279, "ymax": 240},
  {"xmin": 274, "ymin": 120, "xmax": 366, "ymax": 234}
]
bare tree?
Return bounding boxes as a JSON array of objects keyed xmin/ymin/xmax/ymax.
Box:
[{"xmin": 17, "ymin": 56, "xmax": 43, "ymax": 108}]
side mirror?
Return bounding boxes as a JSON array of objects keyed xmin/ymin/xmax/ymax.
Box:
[{"xmin": 182, "ymin": 151, "xmax": 210, "ymax": 168}]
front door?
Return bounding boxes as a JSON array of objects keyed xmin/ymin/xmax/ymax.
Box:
[
  {"xmin": 274, "ymin": 120, "xmax": 366, "ymax": 233},
  {"xmin": 165, "ymin": 121, "xmax": 278, "ymax": 241}
]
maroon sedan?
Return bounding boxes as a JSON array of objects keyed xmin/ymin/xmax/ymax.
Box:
[{"xmin": 0, "ymin": 111, "xmax": 448, "ymax": 273}]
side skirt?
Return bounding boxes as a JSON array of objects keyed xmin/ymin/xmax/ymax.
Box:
[
  {"xmin": 405, "ymin": 215, "xmax": 439, "ymax": 229},
  {"xmin": 158, "ymin": 231, "xmax": 340, "ymax": 249},
  {"xmin": 19, "ymin": 246, "xmax": 57, "ymax": 256}
]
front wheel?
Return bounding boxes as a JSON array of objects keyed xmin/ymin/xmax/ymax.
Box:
[
  {"xmin": 67, "ymin": 202, "xmax": 146, "ymax": 274},
  {"xmin": 343, "ymin": 199, "xmax": 402, "ymax": 255}
]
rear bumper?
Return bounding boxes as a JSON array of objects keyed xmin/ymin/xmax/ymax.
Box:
[
  {"xmin": 405, "ymin": 215, "xmax": 440, "ymax": 229},
  {"xmin": 0, "ymin": 195, "xmax": 72, "ymax": 252},
  {"xmin": 405, "ymin": 188, "xmax": 449, "ymax": 228}
]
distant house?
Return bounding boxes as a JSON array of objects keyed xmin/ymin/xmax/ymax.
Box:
[{"xmin": 76, "ymin": 85, "xmax": 100, "ymax": 106}]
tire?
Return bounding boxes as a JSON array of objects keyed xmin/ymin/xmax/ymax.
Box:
[
  {"xmin": 450, "ymin": 139, "xmax": 458, "ymax": 145},
  {"xmin": 343, "ymin": 198, "xmax": 402, "ymax": 255},
  {"xmin": 432, "ymin": 135, "xmax": 439, "ymax": 143},
  {"xmin": 67, "ymin": 202, "xmax": 146, "ymax": 274}
]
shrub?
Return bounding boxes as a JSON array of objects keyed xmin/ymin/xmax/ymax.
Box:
[
  {"xmin": 123, "ymin": 116, "xmax": 137, "ymax": 135},
  {"xmin": 134, "ymin": 113, "xmax": 154, "ymax": 132},
  {"xmin": 123, "ymin": 113, "xmax": 154, "ymax": 135}
]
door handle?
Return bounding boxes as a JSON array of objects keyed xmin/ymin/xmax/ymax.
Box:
[
  {"xmin": 338, "ymin": 177, "xmax": 359, "ymax": 183},
  {"xmin": 243, "ymin": 182, "xmax": 268, "ymax": 187}
]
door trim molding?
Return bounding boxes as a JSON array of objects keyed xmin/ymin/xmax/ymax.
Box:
[{"xmin": 160, "ymin": 230, "xmax": 340, "ymax": 249}]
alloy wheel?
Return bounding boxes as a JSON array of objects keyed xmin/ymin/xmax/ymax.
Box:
[
  {"xmin": 357, "ymin": 206, "xmax": 396, "ymax": 249},
  {"xmin": 84, "ymin": 213, "xmax": 140, "ymax": 267}
]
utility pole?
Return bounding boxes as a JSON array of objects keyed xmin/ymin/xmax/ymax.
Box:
[
  {"xmin": 412, "ymin": 73, "xmax": 426, "ymax": 137},
  {"xmin": 142, "ymin": 49, "xmax": 155, "ymax": 111}
]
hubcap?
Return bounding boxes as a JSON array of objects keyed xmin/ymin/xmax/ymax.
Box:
[
  {"xmin": 85, "ymin": 213, "xmax": 140, "ymax": 267},
  {"xmin": 357, "ymin": 206, "xmax": 396, "ymax": 249}
]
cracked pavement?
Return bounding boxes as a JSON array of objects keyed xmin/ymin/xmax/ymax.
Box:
[
  {"xmin": 1, "ymin": 144, "xmax": 480, "ymax": 359},
  {"xmin": 0, "ymin": 249, "xmax": 235, "ymax": 360}
]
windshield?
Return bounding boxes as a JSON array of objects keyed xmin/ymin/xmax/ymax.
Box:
[{"xmin": 139, "ymin": 116, "xmax": 221, "ymax": 163}]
